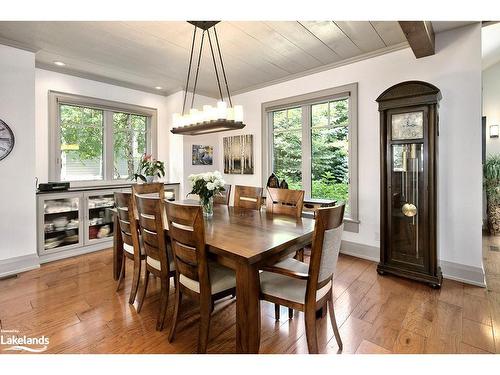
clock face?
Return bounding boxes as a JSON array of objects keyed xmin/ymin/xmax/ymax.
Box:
[{"xmin": 0, "ymin": 119, "xmax": 15, "ymax": 161}]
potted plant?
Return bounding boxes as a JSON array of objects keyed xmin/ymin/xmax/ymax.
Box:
[
  {"xmin": 484, "ymin": 154, "xmax": 500, "ymax": 235},
  {"xmin": 188, "ymin": 171, "xmax": 226, "ymax": 218},
  {"xmin": 132, "ymin": 154, "xmax": 166, "ymax": 183}
]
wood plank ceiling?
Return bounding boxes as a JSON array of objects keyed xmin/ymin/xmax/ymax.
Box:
[{"xmin": 0, "ymin": 21, "xmax": 408, "ymax": 96}]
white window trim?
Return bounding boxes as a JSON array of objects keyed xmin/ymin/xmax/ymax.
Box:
[
  {"xmin": 48, "ymin": 91, "xmax": 158, "ymax": 187},
  {"xmin": 261, "ymin": 83, "xmax": 359, "ymax": 232}
]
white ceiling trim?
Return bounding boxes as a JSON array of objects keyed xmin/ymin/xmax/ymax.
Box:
[{"xmin": 231, "ymin": 41, "xmax": 409, "ymax": 96}]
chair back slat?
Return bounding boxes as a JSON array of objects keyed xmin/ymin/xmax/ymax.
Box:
[
  {"xmin": 214, "ymin": 184, "xmax": 232, "ymax": 205},
  {"xmin": 166, "ymin": 202, "xmax": 210, "ymax": 295},
  {"xmin": 266, "ymin": 187, "xmax": 305, "ymax": 218},
  {"xmin": 132, "ymin": 183, "xmax": 165, "ymax": 198},
  {"xmin": 234, "ymin": 185, "xmax": 263, "ymax": 210},
  {"xmin": 114, "ymin": 192, "xmax": 140, "ymax": 257},
  {"xmin": 306, "ymin": 204, "xmax": 345, "ymax": 301},
  {"xmin": 135, "ymin": 195, "xmax": 171, "ymax": 276}
]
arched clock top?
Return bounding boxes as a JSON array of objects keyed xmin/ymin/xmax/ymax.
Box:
[{"xmin": 376, "ymin": 81, "xmax": 442, "ymax": 110}]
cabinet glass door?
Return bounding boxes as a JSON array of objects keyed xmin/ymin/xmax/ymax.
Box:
[
  {"xmin": 390, "ymin": 143, "xmax": 425, "ymax": 267},
  {"xmin": 86, "ymin": 193, "xmax": 115, "ymax": 242},
  {"xmin": 43, "ymin": 197, "xmax": 80, "ymax": 251}
]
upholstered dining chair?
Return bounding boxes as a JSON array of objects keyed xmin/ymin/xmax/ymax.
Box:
[
  {"xmin": 165, "ymin": 202, "xmax": 236, "ymax": 353},
  {"xmin": 135, "ymin": 195, "xmax": 176, "ymax": 331},
  {"xmin": 233, "ymin": 185, "xmax": 263, "ymax": 210},
  {"xmin": 213, "ymin": 184, "xmax": 232, "ymax": 205},
  {"xmin": 114, "ymin": 192, "xmax": 145, "ymax": 305},
  {"xmin": 259, "ymin": 204, "xmax": 345, "ymax": 354},
  {"xmin": 265, "ymin": 187, "xmax": 305, "ymax": 320}
]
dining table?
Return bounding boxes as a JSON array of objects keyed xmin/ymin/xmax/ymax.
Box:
[{"xmin": 112, "ymin": 200, "xmax": 316, "ymax": 354}]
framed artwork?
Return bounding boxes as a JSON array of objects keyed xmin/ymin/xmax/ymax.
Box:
[
  {"xmin": 192, "ymin": 145, "xmax": 213, "ymax": 165},
  {"xmin": 391, "ymin": 111, "xmax": 424, "ymax": 140},
  {"xmin": 223, "ymin": 134, "xmax": 254, "ymax": 174}
]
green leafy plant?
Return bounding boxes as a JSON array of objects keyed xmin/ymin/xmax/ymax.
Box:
[
  {"xmin": 132, "ymin": 154, "xmax": 166, "ymax": 182},
  {"xmin": 484, "ymin": 154, "xmax": 500, "ymax": 234}
]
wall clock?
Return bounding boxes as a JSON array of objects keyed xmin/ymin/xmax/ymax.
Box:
[{"xmin": 0, "ymin": 119, "xmax": 15, "ymax": 161}]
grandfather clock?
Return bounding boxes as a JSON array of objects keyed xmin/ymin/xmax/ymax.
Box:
[{"xmin": 376, "ymin": 81, "xmax": 442, "ymax": 288}]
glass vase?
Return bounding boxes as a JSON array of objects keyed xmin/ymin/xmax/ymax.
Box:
[{"xmin": 201, "ymin": 196, "xmax": 214, "ymax": 218}]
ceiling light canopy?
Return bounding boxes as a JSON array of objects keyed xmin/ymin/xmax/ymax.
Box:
[
  {"xmin": 53, "ymin": 61, "xmax": 66, "ymax": 66},
  {"xmin": 171, "ymin": 21, "xmax": 245, "ymax": 136}
]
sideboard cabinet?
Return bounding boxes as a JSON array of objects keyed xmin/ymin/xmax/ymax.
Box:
[{"xmin": 37, "ymin": 183, "xmax": 179, "ymax": 263}]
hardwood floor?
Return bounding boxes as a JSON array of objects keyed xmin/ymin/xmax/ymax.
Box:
[{"xmin": 0, "ymin": 248, "xmax": 498, "ymax": 354}]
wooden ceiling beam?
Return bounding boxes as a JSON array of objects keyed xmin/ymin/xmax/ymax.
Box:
[{"xmin": 398, "ymin": 21, "xmax": 435, "ymax": 58}]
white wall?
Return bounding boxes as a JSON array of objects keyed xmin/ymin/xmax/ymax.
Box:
[
  {"xmin": 483, "ymin": 61, "xmax": 500, "ymax": 156},
  {"xmin": 0, "ymin": 45, "xmax": 36, "ymax": 262},
  {"xmin": 201, "ymin": 24, "xmax": 483, "ymax": 274},
  {"xmin": 35, "ymin": 69, "xmax": 172, "ymax": 183}
]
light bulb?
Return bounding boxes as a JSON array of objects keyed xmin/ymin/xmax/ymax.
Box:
[
  {"xmin": 202, "ymin": 105, "xmax": 212, "ymax": 122},
  {"xmin": 234, "ymin": 105, "xmax": 243, "ymax": 122},
  {"xmin": 227, "ymin": 107, "xmax": 234, "ymax": 121},
  {"xmin": 217, "ymin": 101, "xmax": 227, "ymax": 119}
]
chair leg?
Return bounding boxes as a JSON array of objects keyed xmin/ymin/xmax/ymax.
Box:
[
  {"xmin": 328, "ymin": 295, "xmax": 343, "ymax": 350},
  {"xmin": 156, "ymin": 277, "xmax": 170, "ymax": 331},
  {"xmin": 295, "ymin": 249, "xmax": 304, "ymax": 262},
  {"xmin": 168, "ymin": 284, "xmax": 182, "ymax": 342},
  {"xmin": 198, "ymin": 295, "xmax": 212, "ymax": 354},
  {"xmin": 137, "ymin": 269, "xmax": 150, "ymax": 313},
  {"xmin": 288, "ymin": 308, "xmax": 293, "ymax": 319},
  {"xmin": 128, "ymin": 257, "xmax": 141, "ymax": 304},
  {"xmin": 304, "ymin": 308, "xmax": 319, "ymax": 354},
  {"xmin": 274, "ymin": 304, "xmax": 280, "ymax": 320},
  {"xmin": 115, "ymin": 254, "xmax": 126, "ymax": 292}
]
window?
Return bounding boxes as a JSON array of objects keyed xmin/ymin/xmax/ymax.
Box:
[
  {"xmin": 49, "ymin": 91, "xmax": 157, "ymax": 183},
  {"xmin": 263, "ymin": 83, "xmax": 358, "ymax": 230}
]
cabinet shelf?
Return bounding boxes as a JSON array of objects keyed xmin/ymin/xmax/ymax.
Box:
[{"xmin": 88, "ymin": 222, "xmax": 113, "ymax": 228}]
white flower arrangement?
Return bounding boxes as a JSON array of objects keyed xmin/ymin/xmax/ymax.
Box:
[{"xmin": 188, "ymin": 171, "xmax": 226, "ymax": 204}]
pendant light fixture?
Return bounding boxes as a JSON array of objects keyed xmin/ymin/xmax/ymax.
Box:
[{"xmin": 171, "ymin": 21, "xmax": 245, "ymax": 135}]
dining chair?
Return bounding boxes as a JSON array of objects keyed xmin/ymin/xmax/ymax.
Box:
[
  {"xmin": 233, "ymin": 185, "xmax": 263, "ymax": 210},
  {"xmin": 214, "ymin": 184, "xmax": 231, "ymax": 205},
  {"xmin": 135, "ymin": 195, "xmax": 176, "ymax": 331},
  {"xmin": 132, "ymin": 182, "xmax": 165, "ymax": 198},
  {"xmin": 265, "ymin": 187, "xmax": 305, "ymax": 320},
  {"xmin": 265, "ymin": 187, "xmax": 304, "ymax": 218},
  {"xmin": 165, "ymin": 201, "xmax": 236, "ymax": 353},
  {"xmin": 114, "ymin": 192, "xmax": 145, "ymax": 305},
  {"xmin": 259, "ymin": 204, "xmax": 345, "ymax": 354}
]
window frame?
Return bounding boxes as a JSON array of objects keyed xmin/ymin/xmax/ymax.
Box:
[
  {"xmin": 261, "ymin": 83, "xmax": 359, "ymax": 232},
  {"xmin": 49, "ymin": 91, "xmax": 158, "ymax": 185}
]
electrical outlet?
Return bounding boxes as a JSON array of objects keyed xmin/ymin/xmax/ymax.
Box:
[{"xmin": 374, "ymin": 231, "xmax": 380, "ymax": 241}]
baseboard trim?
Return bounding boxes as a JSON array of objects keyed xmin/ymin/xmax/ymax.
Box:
[
  {"xmin": 440, "ymin": 260, "xmax": 485, "ymax": 287},
  {"xmin": 0, "ymin": 253, "xmax": 40, "ymax": 278},
  {"xmin": 38, "ymin": 241, "xmax": 111, "ymax": 264},
  {"xmin": 340, "ymin": 240, "xmax": 485, "ymax": 287},
  {"xmin": 340, "ymin": 240, "xmax": 379, "ymax": 262}
]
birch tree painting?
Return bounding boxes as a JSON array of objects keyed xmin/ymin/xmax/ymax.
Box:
[{"xmin": 223, "ymin": 134, "xmax": 254, "ymax": 174}]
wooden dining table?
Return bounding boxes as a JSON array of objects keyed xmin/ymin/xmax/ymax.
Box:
[{"xmin": 112, "ymin": 201, "xmax": 315, "ymax": 353}]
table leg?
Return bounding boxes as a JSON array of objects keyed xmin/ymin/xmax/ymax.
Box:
[
  {"xmin": 235, "ymin": 262, "xmax": 261, "ymax": 354},
  {"xmin": 113, "ymin": 212, "xmax": 123, "ymax": 281}
]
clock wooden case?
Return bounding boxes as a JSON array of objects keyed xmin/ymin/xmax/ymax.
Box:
[{"xmin": 376, "ymin": 81, "xmax": 442, "ymax": 288}]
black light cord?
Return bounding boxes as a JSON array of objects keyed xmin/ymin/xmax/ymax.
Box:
[
  {"xmin": 191, "ymin": 30, "xmax": 205, "ymax": 110},
  {"xmin": 182, "ymin": 25, "xmax": 197, "ymax": 116},
  {"xmin": 214, "ymin": 27, "xmax": 232, "ymax": 108},
  {"xmin": 207, "ymin": 29, "xmax": 224, "ymax": 102}
]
